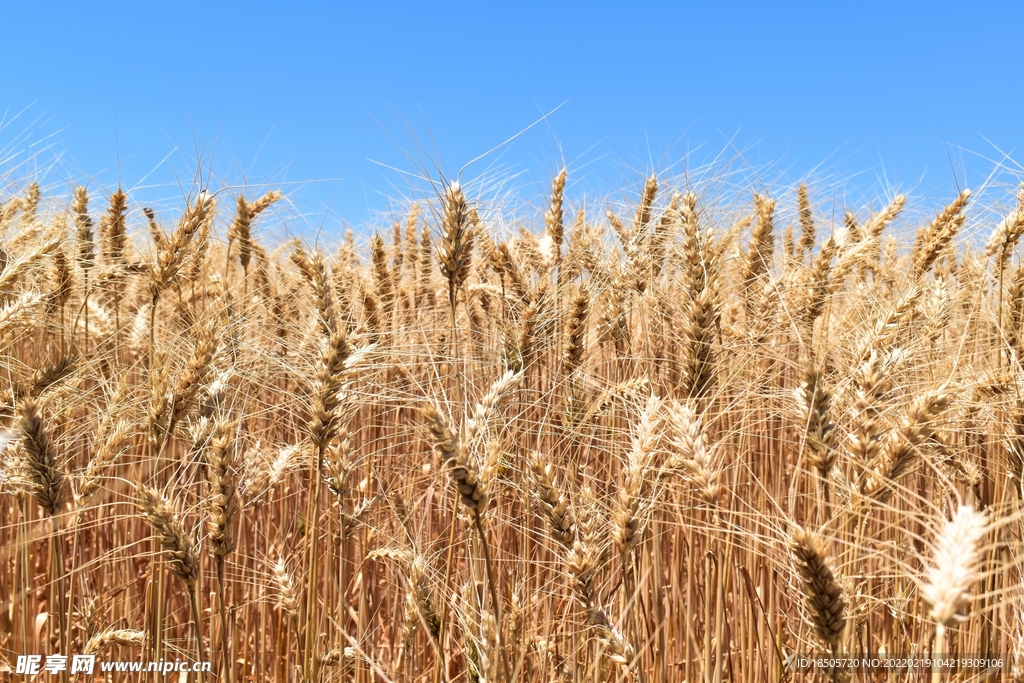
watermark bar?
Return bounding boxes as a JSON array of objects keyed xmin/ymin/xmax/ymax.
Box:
[
  {"xmin": 14, "ymin": 655, "xmax": 213, "ymax": 676},
  {"xmin": 787, "ymin": 653, "xmax": 1007, "ymax": 673}
]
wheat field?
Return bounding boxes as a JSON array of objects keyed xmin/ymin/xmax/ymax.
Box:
[{"xmin": 1, "ymin": 168, "xmax": 1023, "ymax": 682}]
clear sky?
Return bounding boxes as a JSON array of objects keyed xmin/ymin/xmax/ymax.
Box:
[{"xmin": 4, "ymin": 0, "xmax": 1023, "ymax": 235}]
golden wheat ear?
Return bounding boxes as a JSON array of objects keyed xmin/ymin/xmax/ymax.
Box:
[
  {"xmin": 150, "ymin": 191, "xmax": 214, "ymax": 295},
  {"xmin": 912, "ymin": 190, "xmax": 970, "ymax": 277},
  {"xmin": 544, "ymin": 168, "xmax": 567, "ymax": 263},
  {"xmin": 99, "ymin": 189, "xmax": 127, "ymax": 266},
  {"xmin": 134, "ymin": 481, "xmax": 199, "ymax": 587},
  {"xmin": 667, "ymin": 399, "xmax": 722, "ymax": 507},
  {"xmin": 527, "ymin": 451, "xmax": 575, "ymax": 549},
  {"xmin": 563, "ymin": 285, "xmax": 590, "ymax": 373},
  {"xmin": 437, "ymin": 181, "xmax": 475, "ymax": 298},
  {"xmin": 860, "ymin": 392, "xmax": 951, "ymax": 503},
  {"xmin": 270, "ymin": 555, "xmax": 299, "ymax": 619},
  {"xmin": 788, "ymin": 525, "xmax": 846, "ymax": 654},
  {"xmin": 921, "ymin": 505, "xmax": 988, "ymax": 627},
  {"xmin": 797, "ymin": 184, "xmax": 815, "ymax": 256},
  {"xmin": 795, "ymin": 359, "xmax": 837, "ymax": 480},
  {"xmin": 83, "ymin": 628, "xmax": 145, "ymax": 656},
  {"xmin": 202, "ymin": 420, "xmax": 238, "ymax": 559},
  {"xmin": 16, "ymin": 398, "xmax": 66, "ymax": 516},
  {"xmin": 420, "ymin": 403, "xmax": 487, "ymax": 514}
]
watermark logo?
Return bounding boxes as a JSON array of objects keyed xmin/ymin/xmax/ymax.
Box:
[{"xmin": 17, "ymin": 655, "xmax": 95, "ymax": 675}]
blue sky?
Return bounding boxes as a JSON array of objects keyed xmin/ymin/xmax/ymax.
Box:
[{"xmin": 4, "ymin": 1, "xmax": 1023, "ymax": 235}]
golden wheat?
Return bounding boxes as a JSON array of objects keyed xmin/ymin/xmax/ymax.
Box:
[{"xmin": 4, "ymin": 168, "xmax": 1024, "ymax": 683}]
